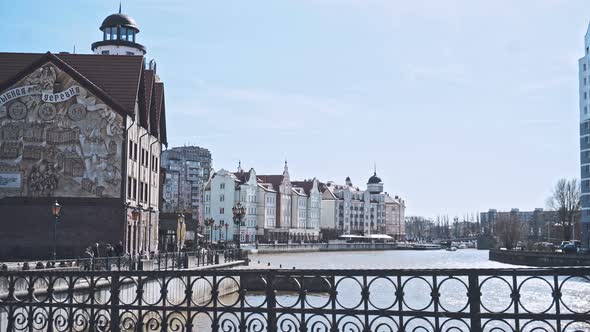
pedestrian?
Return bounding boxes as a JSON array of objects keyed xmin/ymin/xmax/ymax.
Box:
[
  {"xmin": 92, "ymin": 243, "xmax": 99, "ymax": 258},
  {"xmin": 106, "ymin": 244, "xmax": 114, "ymax": 257},
  {"xmin": 115, "ymin": 241, "xmax": 124, "ymax": 257}
]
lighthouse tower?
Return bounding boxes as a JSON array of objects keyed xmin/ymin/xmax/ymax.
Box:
[{"xmin": 91, "ymin": 5, "xmax": 146, "ymax": 56}]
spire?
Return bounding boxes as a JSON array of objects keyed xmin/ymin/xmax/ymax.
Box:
[
  {"xmin": 283, "ymin": 159, "xmax": 289, "ymax": 175},
  {"xmin": 119, "ymin": 2, "xmax": 122, "ymax": 14},
  {"xmin": 237, "ymin": 160, "xmax": 243, "ymax": 173},
  {"xmin": 374, "ymin": 162, "xmax": 377, "ymax": 176}
]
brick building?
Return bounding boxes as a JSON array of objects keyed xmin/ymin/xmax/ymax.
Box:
[{"xmin": 0, "ymin": 9, "xmax": 167, "ymax": 259}]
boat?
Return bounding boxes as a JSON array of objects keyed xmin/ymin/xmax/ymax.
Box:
[
  {"xmin": 458, "ymin": 243, "xmax": 468, "ymax": 249},
  {"xmin": 446, "ymin": 246, "xmax": 457, "ymax": 252}
]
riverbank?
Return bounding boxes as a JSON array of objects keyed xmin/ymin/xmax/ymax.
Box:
[
  {"xmin": 489, "ymin": 249, "xmax": 590, "ymax": 267},
  {"xmin": 248, "ymin": 242, "xmax": 441, "ymax": 254}
]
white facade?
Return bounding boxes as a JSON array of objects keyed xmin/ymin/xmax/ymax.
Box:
[
  {"xmin": 320, "ymin": 174, "xmax": 406, "ymax": 240},
  {"xmin": 204, "ymin": 167, "xmax": 278, "ymax": 243},
  {"xmin": 203, "ymin": 169, "xmax": 237, "ymax": 242},
  {"xmin": 204, "ymin": 163, "xmax": 321, "ymax": 243},
  {"xmin": 124, "ymin": 112, "xmax": 162, "ymax": 254}
]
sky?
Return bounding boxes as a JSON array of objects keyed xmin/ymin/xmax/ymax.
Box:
[{"xmin": 1, "ymin": 0, "xmax": 588, "ymax": 218}]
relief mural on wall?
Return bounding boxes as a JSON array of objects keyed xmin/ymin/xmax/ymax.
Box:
[{"xmin": 0, "ymin": 63, "xmax": 124, "ymax": 199}]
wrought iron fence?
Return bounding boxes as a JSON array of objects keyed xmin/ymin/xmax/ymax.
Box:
[
  {"xmin": 0, "ymin": 267, "xmax": 589, "ymax": 331},
  {"xmin": 0, "ymin": 249, "xmax": 242, "ymax": 272}
]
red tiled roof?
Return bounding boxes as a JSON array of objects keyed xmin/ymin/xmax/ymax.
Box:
[
  {"xmin": 233, "ymin": 171, "xmax": 250, "ymax": 184},
  {"xmin": 142, "ymin": 69, "xmax": 155, "ymax": 130},
  {"xmin": 0, "ymin": 52, "xmax": 143, "ymax": 116},
  {"xmin": 154, "ymin": 82, "xmax": 167, "ymax": 144},
  {"xmin": 291, "ymin": 180, "xmax": 314, "ymax": 195},
  {"xmin": 257, "ymin": 175, "xmax": 285, "ymax": 192}
]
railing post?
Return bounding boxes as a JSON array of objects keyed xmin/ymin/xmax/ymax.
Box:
[
  {"xmin": 266, "ymin": 271, "xmax": 277, "ymax": 332},
  {"xmin": 468, "ymin": 273, "xmax": 481, "ymax": 331},
  {"xmin": 110, "ymin": 273, "xmax": 121, "ymax": 331}
]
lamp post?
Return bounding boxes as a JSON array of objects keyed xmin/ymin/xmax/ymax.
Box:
[
  {"xmin": 232, "ymin": 202, "xmax": 246, "ymax": 249},
  {"xmin": 51, "ymin": 200, "xmax": 62, "ymax": 261},
  {"xmin": 131, "ymin": 207, "xmax": 140, "ymax": 254},
  {"xmin": 204, "ymin": 217, "xmax": 215, "ymax": 246},
  {"xmin": 255, "ymin": 225, "xmax": 259, "ymax": 249},
  {"xmin": 176, "ymin": 211, "xmax": 186, "ymax": 252},
  {"xmin": 219, "ymin": 220, "xmax": 225, "ymax": 241},
  {"xmin": 225, "ymin": 223, "xmax": 229, "ymax": 244}
]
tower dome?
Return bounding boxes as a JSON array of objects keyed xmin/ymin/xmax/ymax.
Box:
[
  {"xmin": 91, "ymin": 6, "xmax": 146, "ymax": 56},
  {"xmin": 367, "ymin": 171, "xmax": 384, "ymax": 194},
  {"xmin": 367, "ymin": 173, "xmax": 382, "ymax": 184}
]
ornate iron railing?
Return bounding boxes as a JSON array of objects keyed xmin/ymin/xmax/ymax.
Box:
[
  {"xmin": 0, "ymin": 267, "xmax": 589, "ymax": 331},
  {"xmin": 1, "ymin": 249, "xmax": 242, "ymax": 272}
]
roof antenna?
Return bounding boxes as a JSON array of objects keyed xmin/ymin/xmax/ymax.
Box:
[
  {"xmin": 119, "ymin": 2, "xmax": 122, "ymax": 14},
  {"xmin": 374, "ymin": 162, "xmax": 377, "ymax": 175}
]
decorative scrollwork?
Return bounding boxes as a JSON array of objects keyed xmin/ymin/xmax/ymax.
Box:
[{"xmin": 0, "ymin": 267, "xmax": 588, "ymax": 332}]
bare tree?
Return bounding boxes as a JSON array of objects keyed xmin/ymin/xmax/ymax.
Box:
[
  {"xmin": 495, "ymin": 213, "xmax": 522, "ymax": 249},
  {"xmin": 547, "ymin": 178, "xmax": 581, "ymax": 241}
]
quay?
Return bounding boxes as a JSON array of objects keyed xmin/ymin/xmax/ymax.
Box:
[
  {"xmin": 248, "ymin": 242, "xmax": 441, "ymax": 254},
  {"xmin": 489, "ymin": 248, "xmax": 590, "ymax": 267}
]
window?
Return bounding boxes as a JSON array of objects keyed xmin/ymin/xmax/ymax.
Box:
[
  {"xmin": 101, "ymin": 50, "xmax": 109, "ymax": 55},
  {"xmin": 586, "ymin": 106, "xmax": 588, "ymax": 115},
  {"xmin": 132, "ymin": 178, "xmax": 137, "ymax": 200},
  {"xmin": 585, "ymin": 78, "xmax": 587, "ymax": 86},
  {"xmin": 220, "ymin": 194, "xmax": 225, "ymax": 202},
  {"xmin": 585, "ymin": 64, "xmax": 587, "ymax": 71},
  {"xmin": 121, "ymin": 27, "xmax": 128, "ymax": 41},
  {"xmin": 126, "ymin": 51, "xmax": 134, "ymax": 55},
  {"xmin": 133, "ymin": 143, "xmax": 138, "ymax": 161},
  {"xmin": 220, "ymin": 207, "xmax": 225, "ymax": 214},
  {"xmin": 128, "ymin": 141, "xmax": 133, "ymax": 158},
  {"xmin": 220, "ymin": 183, "xmax": 225, "ymax": 189},
  {"xmin": 127, "ymin": 176, "xmax": 132, "ymax": 198}
]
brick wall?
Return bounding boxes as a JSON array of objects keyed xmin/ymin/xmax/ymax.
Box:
[{"xmin": 0, "ymin": 197, "xmax": 125, "ymax": 260}]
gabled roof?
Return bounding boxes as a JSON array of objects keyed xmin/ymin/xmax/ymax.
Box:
[
  {"xmin": 154, "ymin": 82, "xmax": 167, "ymax": 145},
  {"xmin": 233, "ymin": 171, "xmax": 250, "ymax": 184},
  {"xmin": 257, "ymin": 183, "xmax": 277, "ymax": 193},
  {"xmin": 0, "ymin": 52, "xmax": 144, "ymax": 116},
  {"xmin": 257, "ymin": 175, "xmax": 285, "ymax": 192},
  {"xmin": 142, "ymin": 69, "xmax": 155, "ymax": 130},
  {"xmin": 291, "ymin": 180, "xmax": 317, "ymax": 195}
]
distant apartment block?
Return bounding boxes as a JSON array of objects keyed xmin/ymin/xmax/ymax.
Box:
[{"xmin": 160, "ymin": 146, "xmax": 212, "ymax": 230}]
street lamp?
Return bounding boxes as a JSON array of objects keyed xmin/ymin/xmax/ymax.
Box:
[
  {"xmin": 51, "ymin": 200, "xmax": 61, "ymax": 261},
  {"xmin": 219, "ymin": 220, "xmax": 225, "ymax": 241},
  {"xmin": 255, "ymin": 225, "xmax": 259, "ymax": 249},
  {"xmin": 232, "ymin": 202, "xmax": 246, "ymax": 249},
  {"xmin": 204, "ymin": 217, "xmax": 215, "ymax": 246},
  {"xmin": 176, "ymin": 212, "xmax": 186, "ymax": 251},
  {"xmin": 224, "ymin": 223, "xmax": 229, "ymax": 244},
  {"xmin": 131, "ymin": 207, "xmax": 140, "ymax": 254}
]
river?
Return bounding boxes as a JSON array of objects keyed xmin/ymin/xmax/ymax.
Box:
[{"xmin": 249, "ymin": 248, "xmax": 514, "ymax": 269}]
